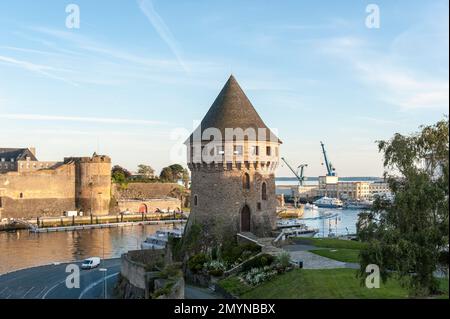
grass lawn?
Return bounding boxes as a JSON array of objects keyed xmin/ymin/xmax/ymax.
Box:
[
  {"xmin": 310, "ymin": 248, "xmax": 360, "ymax": 263},
  {"xmin": 219, "ymin": 268, "xmax": 448, "ymax": 299}
]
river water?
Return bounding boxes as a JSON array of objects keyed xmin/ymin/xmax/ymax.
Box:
[
  {"xmin": 0, "ymin": 208, "xmax": 362, "ymax": 275},
  {"xmin": 0, "ymin": 223, "xmax": 183, "ymax": 274}
]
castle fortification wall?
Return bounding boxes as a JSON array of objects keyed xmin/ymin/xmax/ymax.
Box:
[{"xmin": 0, "ymin": 163, "xmax": 76, "ymax": 219}]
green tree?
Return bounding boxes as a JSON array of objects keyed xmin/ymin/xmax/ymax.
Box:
[
  {"xmin": 357, "ymin": 118, "xmax": 449, "ymax": 296},
  {"xmin": 159, "ymin": 164, "xmax": 188, "ymax": 183},
  {"xmin": 111, "ymin": 165, "xmax": 131, "ymax": 184},
  {"xmin": 160, "ymin": 166, "xmax": 175, "ymax": 182},
  {"xmin": 112, "ymin": 165, "xmax": 131, "ymax": 179},
  {"xmin": 137, "ymin": 164, "xmax": 155, "ymax": 178}
]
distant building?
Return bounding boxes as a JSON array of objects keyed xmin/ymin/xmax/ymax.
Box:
[
  {"xmin": 0, "ymin": 148, "xmax": 111, "ymax": 219},
  {"xmin": 184, "ymin": 75, "xmax": 281, "ymax": 243},
  {"xmin": 317, "ymin": 176, "xmax": 390, "ymax": 200}
]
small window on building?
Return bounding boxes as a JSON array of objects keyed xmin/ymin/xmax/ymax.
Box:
[
  {"xmin": 251, "ymin": 146, "xmax": 259, "ymax": 156},
  {"xmin": 1, "ymin": 158, "xmax": 4, "ymax": 162},
  {"xmin": 194, "ymin": 195, "xmax": 198, "ymax": 206},
  {"xmin": 234, "ymin": 145, "xmax": 243, "ymax": 155},
  {"xmin": 257, "ymin": 202, "xmax": 261, "ymax": 211},
  {"xmin": 0, "ymin": 197, "xmax": 3, "ymax": 208},
  {"xmin": 266, "ymin": 146, "xmax": 271, "ymax": 156},
  {"xmin": 216, "ymin": 145, "xmax": 224, "ymax": 155},
  {"xmin": 19, "ymin": 193, "xmax": 23, "ymax": 199},
  {"xmin": 10, "ymin": 158, "xmax": 14, "ymax": 162},
  {"xmin": 243, "ymin": 173, "xmax": 250, "ymax": 190},
  {"xmin": 262, "ymin": 182, "xmax": 267, "ymax": 200}
]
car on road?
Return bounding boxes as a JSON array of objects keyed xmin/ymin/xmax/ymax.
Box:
[{"xmin": 81, "ymin": 257, "xmax": 101, "ymax": 269}]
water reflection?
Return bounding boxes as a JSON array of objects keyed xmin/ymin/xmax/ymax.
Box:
[
  {"xmin": 0, "ymin": 223, "xmax": 183, "ymax": 274},
  {"xmin": 300, "ymin": 208, "xmax": 362, "ymax": 237}
]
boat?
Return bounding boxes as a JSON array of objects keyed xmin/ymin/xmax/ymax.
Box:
[
  {"xmin": 277, "ymin": 205, "xmax": 304, "ymax": 219},
  {"xmin": 304, "ymin": 203, "xmax": 319, "ymax": 210},
  {"xmin": 276, "ymin": 219, "xmax": 305, "ymax": 229},
  {"xmin": 283, "ymin": 226, "xmax": 319, "ymax": 238},
  {"xmin": 141, "ymin": 228, "xmax": 184, "ymax": 250},
  {"xmin": 313, "ymin": 196, "xmax": 344, "ymax": 208},
  {"xmin": 344, "ymin": 199, "xmax": 373, "ymax": 209}
]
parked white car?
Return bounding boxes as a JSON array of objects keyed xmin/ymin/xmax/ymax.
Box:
[{"xmin": 81, "ymin": 257, "xmax": 101, "ymax": 269}]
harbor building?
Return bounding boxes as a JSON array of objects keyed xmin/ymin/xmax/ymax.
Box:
[
  {"xmin": 184, "ymin": 75, "xmax": 281, "ymax": 244},
  {"xmin": 0, "ymin": 148, "xmax": 111, "ymax": 219},
  {"xmin": 317, "ymin": 177, "xmax": 390, "ymax": 200}
]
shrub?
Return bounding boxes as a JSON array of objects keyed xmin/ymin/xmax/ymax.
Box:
[
  {"xmin": 277, "ymin": 252, "xmax": 291, "ymax": 269},
  {"xmin": 239, "ymin": 266, "xmax": 278, "ymax": 286},
  {"xmin": 221, "ymin": 242, "xmax": 262, "ymax": 264},
  {"xmin": 209, "ymin": 269, "xmax": 224, "ymax": 277},
  {"xmin": 187, "ymin": 253, "xmax": 209, "ymax": 273},
  {"xmin": 242, "ymin": 254, "xmax": 275, "ymax": 272}
]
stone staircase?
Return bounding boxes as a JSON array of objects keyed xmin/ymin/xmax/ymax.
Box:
[{"xmin": 237, "ymin": 232, "xmax": 284, "ymax": 256}]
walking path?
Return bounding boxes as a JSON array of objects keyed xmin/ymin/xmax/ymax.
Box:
[{"xmin": 238, "ymin": 232, "xmax": 359, "ymax": 270}]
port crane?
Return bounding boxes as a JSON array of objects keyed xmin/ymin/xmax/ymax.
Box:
[
  {"xmin": 281, "ymin": 157, "xmax": 308, "ymax": 186},
  {"xmin": 320, "ymin": 141, "xmax": 336, "ymax": 176}
]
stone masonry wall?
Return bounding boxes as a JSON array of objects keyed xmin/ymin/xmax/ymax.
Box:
[{"xmin": 0, "ymin": 163, "xmax": 76, "ymax": 219}]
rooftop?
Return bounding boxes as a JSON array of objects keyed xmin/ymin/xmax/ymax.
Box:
[
  {"xmin": 187, "ymin": 75, "xmax": 281, "ymax": 143},
  {"xmin": 0, "ymin": 148, "xmax": 37, "ymax": 161}
]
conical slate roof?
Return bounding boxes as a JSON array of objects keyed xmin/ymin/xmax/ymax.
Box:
[{"xmin": 187, "ymin": 75, "xmax": 281, "ymax": 143}]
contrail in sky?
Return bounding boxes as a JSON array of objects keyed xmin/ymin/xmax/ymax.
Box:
[{"xmin": 137, "ymin": 0, "xmax": 190, "ymax": 73}]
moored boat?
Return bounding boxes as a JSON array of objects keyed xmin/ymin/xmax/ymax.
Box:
[{"xmin": 313, "ymin": 196, "xmax": 343, "ymax": 208}]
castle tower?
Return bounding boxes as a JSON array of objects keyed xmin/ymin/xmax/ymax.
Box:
[
  {"xmin": 185, "ymin": 75, "xmax": 281, "ymax": 244},
  {"xmin": 72, "ymin": 154, "xmax": 111, "ymax": 215}
]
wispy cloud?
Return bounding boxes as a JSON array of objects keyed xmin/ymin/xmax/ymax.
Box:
[
  {"xmin": 137, "ymin": 0, "xmax": 189, "ymax": 72},
  {"xmin": 0, "ymin": 54, "xmax": 78, "ymax": 85},
  {"xmin": 0, "ymin": 113, "xmax": 168, "ymax": 125},
  {"xmin": 317, "ymin": 36, "xmax": 449, "ymax": 110}
]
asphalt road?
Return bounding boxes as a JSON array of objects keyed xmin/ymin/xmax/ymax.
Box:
[
  {"xmin": 0, "ymin": 259, "xmax": 223, "ymax": 299},
  {"xmin": 0, "ymin": 258, "xmax": 121, "ymax": 299}
]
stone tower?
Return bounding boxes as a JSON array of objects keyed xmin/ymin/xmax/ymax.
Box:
[
  {"xmin": 185, "ymin": 75, "xmax": 281, "ymax": 245},
  {"xmin": 70, "ymin": 153, "xmax": 111, "ymax": 215}
]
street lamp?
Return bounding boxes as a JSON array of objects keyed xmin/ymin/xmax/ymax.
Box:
[{"xmin": 99, "ymin": 268, "xmax": 107, "ymax": 299}]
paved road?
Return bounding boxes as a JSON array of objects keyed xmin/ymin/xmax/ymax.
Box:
[
  {"xmin": 0, "ymin": 259, "xmax": 223, "ymax": 299},
  {"xmin": 0, "ymin": 259, "xmax": 121, "ymax": 299}
]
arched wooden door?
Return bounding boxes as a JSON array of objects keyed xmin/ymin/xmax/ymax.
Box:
[
  {"xmin": 139, "ymin": 204, "xmax": 148, "ymax": 213},
  {"xmin": 240, "ymin": 205, "xmax": 251, "ymax": 232}
]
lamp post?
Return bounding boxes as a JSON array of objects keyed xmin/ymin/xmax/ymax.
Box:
[{"xmin": 99, "ymin": 268, "xmax": 107, "ymax": 299}]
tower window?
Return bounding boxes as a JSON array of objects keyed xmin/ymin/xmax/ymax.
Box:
[
  {"xmin": 262, "ymin": 182, "xmax": 267, "ymax": 200},
  {"xmin": 194, "ymin": 195, "xmax": 198, "ymax": 206},
  {"xmin": 243, "ymin": 173, "xmax": 250, "ymax": 190},
  {"xmin": 266, "ymin": 146, "xmax": 271, "ymax": 156},
  {"xmin": 19, "ymin": 192, "xmax": 23, "ymax": 199}
]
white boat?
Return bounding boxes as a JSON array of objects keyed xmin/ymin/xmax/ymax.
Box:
[
  {"xmin": 313, "ymin": 197, "xmax": 343, "ymax": 208},
  {"xmin": 141, "ymin": 228, "xmax": 184, "ymax": 250},
  {"xmin": 283, "ymin": 226, "xmax": 319, "ymax": 238},
  {"xmin": 344, "ymin": 199, "xmax": 373, "ymax": 209},
  {"xmin": 304, "ymin": 203, "xmax": 319, "ymax": 210},
  {"xmin": 277, "ymin": 219, "xmax": 305, "ymax": 229}
]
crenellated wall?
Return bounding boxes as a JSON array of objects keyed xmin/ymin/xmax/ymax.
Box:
[{"xmin": 0, "ymin": 154, "xmax": 111, "ymax": 219}]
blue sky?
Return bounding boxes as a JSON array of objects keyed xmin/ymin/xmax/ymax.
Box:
[{"xmin": 0, "ymin": 0, "xmax": 448, "ymax": 177}]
